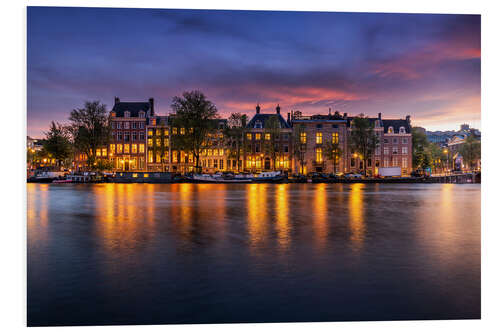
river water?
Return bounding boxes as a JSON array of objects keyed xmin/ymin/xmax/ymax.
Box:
[{"xmin": 27, "ymin": 183, "xmax": 480, "ymax": 326}]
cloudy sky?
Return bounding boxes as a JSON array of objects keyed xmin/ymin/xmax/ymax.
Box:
[{"xmin": 27, "ymin": 7, "xmax": 480, "ymax": 137}]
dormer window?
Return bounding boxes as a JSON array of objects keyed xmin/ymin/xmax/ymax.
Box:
[
  {"xmin": 139, "ymin": 111, "xmax": 145, "ymax": 118},
  {"xmin": 399, "ymin": 126, "xmax": 406, "ymax": 134},
  {"xmin": 110, "ymin": 111, "xmax": 116, "ymax": 117},
  {"xmin": 124, "ymin": 111, "xmax": 131, "ymax": 118},
  {"xmin": 388, "ymin": 126, "xmax": 394, "ymax": 134},
  {"xmin": 254, "ymin": 120, "xmax": 262, "ymax": 129}
]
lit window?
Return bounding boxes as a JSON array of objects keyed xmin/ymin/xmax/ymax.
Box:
[
  {"xmin": 402, "ymin": 158, "xmax": 408, "ymax": 168},
  {"xmin": 300, "ymin": 132, "xmax": 306, "ymax": 144},
  {"xmin": 165, "ymin": 138, "xmax": 169, "ymax": 147},
  {"xmin": 208, "ymin": 149, "xmax": 213, "ymax": 156},
  {"xmin": 148, "ymin": 138, "xmax": 153, "ymax": 147},
  {"xmin": 102, "ymin": 148, "xmax": 107, "ymax": 157},
  {"xmin": 180, "ymin": 128, "xmax": 185, "ymax": 135},
  {"xmin": 139, "ymin": 144, "xmax": 145, "ymax": 153},
  {"xmin": 255, "ymin": 133, "xmax": 261, "ymax": 140},
  {"xmin": 148, "ymin": 151, "xmax": 153, "ymax": 163},
  {"xmin": 172, "ymin": 151, "xmax": 178, "ymax": 163},
  {"xmin": 96, "ymin": 149, "xmax": 101, "ymax": 157},
  {"xmin": 148, "ymin": 130, "xmax": 153, "ymax": 136},
  {"xmin": 132, "ymin": 173, "xmax": 138, "ymax": 178},
  {"xmin": 247, "ymin": 133, "xmax": 252, "ymax": 140},
  {"xmin": 110, "ymin": 144, "xmax": 115, "ymax": 154},
  {"xmin": 124, "ymin": 144, "xmax": 130, "ymax": 154},
  {"xmin": 172, "ymin": 128, "xmax": 178, "ymax": 135},
  {"xmin": 265, "ymin": 133, "xmax": 271, "ymax": 140},
  {"xmin": 332, "ymin": 132, "xmax": 339, "ymax": 144},
  {"xmin": 388, "ymin": 126, "xmax": 394, "ymax": 134},
  {"xmin": 214, "ymin": 149, "xmax": 218, "ymax": 156},
  {"xmin": 143, "ymin": 173, "xmax": 149, "ymax": 178},
  {"xmin": 316, "ymin": 148, "xmax": 323, "ymax": 162},
  {"xmin": 316, "ymin": 132, "xmax": 322, "ymax": 144},
  {"xmin": 219, "ymin": 149, "xmax": 224, "ymax": 156},
  {"xmin": 117, "ymin": 144, "xmax": 123, "ymax": 154},
  {"xmin": 164, "ymin": 129, "xmax": 169, "ymax": 136},
  {"xmin": 156, "ymin": 138, "xmax": 161, "ymax": 146},
  {"xmin": 132, "ymin": 144, "xmax": 137, "ymax": 154},
  {"xmin": 156, "ymin": 152, "xmax": 161, "ymax": 163}
]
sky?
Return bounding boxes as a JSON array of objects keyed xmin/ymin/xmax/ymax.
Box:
[{"xmin": 27, "ymin": 7, "xmax": 480, "ymax": 138}]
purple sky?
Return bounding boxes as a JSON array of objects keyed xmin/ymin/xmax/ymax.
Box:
[{"xmin": 27, "ymin": 7, "xmax": 480, "ymax": 138}]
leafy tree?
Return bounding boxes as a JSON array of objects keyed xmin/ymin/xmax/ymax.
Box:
[
  {"xmin": 95, "ymin": 159, "xmax": 113, "ymax": 171},
  {"xmin": 292, "ymin": 125, "xmax": 307, "ymax": 175},
  {"xmin": 43, "ymin": 121, "xmax": 72, "ymax": 169},
  {"xmin": 427, "ymin": 143, "xmax": 446, "ymax": 174},
  {"xmin": 459, "ymin": 135, "xmax": 481, "ymax": 171},
  {"xmin": 170, "ymin": 91, "xmax": 219, "ymax": 173},
  {"xmin": 263, "ymin": 115, "xmax": 281, "ymax": 171},
  {"xmin": 68, "ymin": 101, "xmax": 111, "ymax": 168},
  {"xmin": 349, "ymin": 116, "xmax": 379, "ymax": 176},
  {"xmin": 412, "ymin": 127, "xmax": 431, "ymax": 169},
  {"xmin": 325, "ymin": 141, "xmax": 343, "ymax": 174},
  {"xmin": 223, "ymin": 113, "xmax": 247, "ymax": 172}
]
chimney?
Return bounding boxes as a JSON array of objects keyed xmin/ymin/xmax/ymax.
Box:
[
  {"xmin": 287, "ymin": 112, "xmax": 291, "ymax": 124},
  {"xmin": 378, "ymin": 112, "xmax": 382, "ymax": 120},
  {"xmin": 256, "ymin": 104, "xmax": 261, "ymax": 114},
  {"xmin": 406, "ymin": 115, "xmax": 411, "ymax": 124},
  {"xmin": 114, "ymin": 97, "xmax": 120, "ymax": 105},
  {"xmin": 343, "ymin": 112, "xmax": 347, "ymax": 119},
  {"xmin": 328, "ymin": 107, "xmax": 332, "ymax": 116},
  {"xmin": 149, "ymin": 98, "xmax": 155, "ymax": 115},
  {"xmin": 276, "ymin": 104, "xmax": 281, "ymax": 115}
]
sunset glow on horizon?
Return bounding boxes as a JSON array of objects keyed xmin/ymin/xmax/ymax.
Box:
[{"xmin": 27, "ymin": 7, "xmax": 480, "ymax": 137}]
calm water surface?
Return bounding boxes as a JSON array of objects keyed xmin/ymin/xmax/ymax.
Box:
[{"xmin": 27, "ymin": 183, "xmax": 480, "ymax": 325}]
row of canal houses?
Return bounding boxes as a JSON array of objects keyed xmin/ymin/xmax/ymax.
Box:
[{"xmin": 75, "ymin": 97, "xmax": 413, "ymax": 176}]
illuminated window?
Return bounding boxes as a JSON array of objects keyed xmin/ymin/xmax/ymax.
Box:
[
  {"xmin": 164, "ymin": 129, "xmax": 169, "ymax": 136},
  {"xmin": 208, "ymin": 149, "xmax": 213, "ymax": 156},
  {"xmin": 219, "ymin": 159, "xmax": 224, "ymax": 170},
  {"xmin": 316, "ymin": 148, "xmax": 323, "ymax": 162},
  {"xmin": 202, "ymin": 149, "xmax": 207, "ymax": 156},
  {"xmin": 265, "ymin": 133, "xmax": 271, "ymax": 140},
  {"xmin": 131, "ymin": 144, "xmax": 137, "ymax": 154},
  {"xmin": 110, "ymin": 144, "xmax": 115, "ymax": 154},
  {"xmin": 180, "ymin": 128, "xmax": 185, "ymax": 135},
  {"xmin": 139, "ymin": 144, "xmax": 145, "ymax": 153},
  {"xmin": 172, "ymin": 151, "xmax": 178, "ymax": 163},
  {"xmin": 300, "ymin": 132, "xmax": 306, "ymax": 144},
  {"xmin": 388, "ymin": 126, "xmax": 394, "ymax": 134},
  {"xmin": 255, "ymin": 133, "xmax": 261, "ymax": 140},
  {"xmin": 188, "ymin": 153, "xmax": 193, "ymax": 163},
  {"xmin": 256, "ymin": 158, "xmax": 261, "ymax": 169},
  {"xmin": 132, "ymin": 173, "xmax": 138, "ymax": 178},
  {"xmin": 316, "ymin": 132, "xmax": 323, "ymax": 144},
  {"xmin": 246, "ymin": 158, "xmax": 252, "ymax": 168},
  {"xmin": 165, "ymin": 138, "xmax": 169, "ymax": 147},
  {"xmin": 156, "ymin": 138, "xmax": 161, "ymax": 146},
  {"xmin": 117, "ymin": 144, "xmax": 123, "ymax": 154},
  {"xmin": 148, "ymin": 138, "xmax": 153, "ymax": 147},
  {"xmin": 148, "ymin": 129, "xmax": 153, "ymax": 136},
  {"xmin": 96, "ymin": 149, "xmax": 101, "ymax": 157},
  {"xmin": 124, "ymin": 144, "xmax": 130, "ymax": 154},
  {"xmin": 172, "ymin": 127, "xmax": 178, "ymax": 135},
  {"xmin": 189, "ymin": 128, "xmax": 193, "ymax": 134},
  {"xmin": 332, "ymin": 132, "xmax": 339, "ymax": 144},
  {"xmin": 219, "ymin": 149, "xmax": 224, "ymax": 156},
  {"xmin": 214, "ymin": 149, "xmax": 218, "ymax": 156},
  {"xmin": 247, "ymin": 133, "xmax": 252, "ymax": 140},
  {"xmin": 156, "ymin": 152, "xmax": 161, "ymax": 163},
  {"xmin": 402, "ymin": 158, "xmax": 408, "ymax": 168},
  {"xmin": 102, "ymin": 148, "xmax": 107, "ymax": 157},
  {"xmin": 143, "ymin": 173, "xmax": 149, "ymax": 178},
  {"xmin": 148, "ymin": 151, "xmax": 153, "ymax": 163}
]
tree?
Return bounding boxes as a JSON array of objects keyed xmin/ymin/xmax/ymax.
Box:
[
  {"xmin": 325, "ymin": 141, "xmax": 343, "ymax": 174},
  {"xmin": 68, "ymin": 101, "xmax": 111, "ymax": 169},
  {"xmin": 263, "ymin": 115, "xmax": 281, "ymax": 171},
  {"xmin": 170, "ymin": 91, "xmax": 219, "ymax": 173},
  {"xmin": 292, "ymin": 125, "xmax": 307, "ymax": 175},
  {"xmin": 223, "ymin": 113, "xmax": 247, "ymax": 172},
  {"xmin": 459, "ymin": 135, "xmax": 481, "ymax": 171},
  {"xmin": 349, "ymin": 116, "xmax": 379, "ymax": 176},
  {"xmin": 95, "ymin": 159, "xmax": 113, "ymax": 171},
  {"xmin": 427, "ymin": 143, "xmax": 446, "ymax": 174},
  {"xmin": 43, "ymin": 121, "xmax": 72, "ymax": 169},
  {"xmin": 412, "ymin": 127, "xmax": 431, "ymax": 170}
]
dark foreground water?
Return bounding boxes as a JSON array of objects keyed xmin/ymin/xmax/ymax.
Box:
[{"xmin": 27, "ymin": 183, "xmax": 480, "ymax": 326}]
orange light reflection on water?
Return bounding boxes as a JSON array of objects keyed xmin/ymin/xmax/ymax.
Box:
[{"xmin": 349, "ymin": 183, "xmax": 365, "ymax": 251}]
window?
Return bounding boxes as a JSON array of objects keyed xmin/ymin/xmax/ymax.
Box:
[
  {"xmin": 375, "ymin": 160, "xmax": 380, "ymax": 167},
  {"xmin": 116, "ymin": 122, "xmax": 122, "ymax": 129},
  {"xmin": 388, "ymin": 126, "xmax": 394, "ymax": 134},
  {"xmin": 164, "ymin": 129, "xmax": 169, "ymax": 136},
  {"xmin": 255, "ymin": 133, "xmax": 261, "ymax": 140},
  {"xmin": 393, "ymin": 147, "xmax": 398, "ymax": 154},
  {"xmin": 148, "ymin": 151, "xmax": 153, "ymax": 163},
  {"xmin": 208, "ymin": 149, "xmax": 213, "ymax": 156},
  {"xmin": 219, "ymin": 149, "xmax": 224, "ymax": 156},
  {"xmin": 402, "ymin": 138, "xmax": 408, "ymax": 144},
  {"xmin": 384, "ymin": 147, "xmax": 389, "ymax": 155},
  {"xmin": 156, "ymin": 138, "xmax": 161, "ymax": 146},
  {"xmin": 165, "ymin": 138, "xmax": 169, "ymax": 147},
  {"xmin": 156, "ymin": 152, "xmax": 161, "ymax": 163},
  {"xmin": 124, "ymin": 144, "xmax": 130, "ymax": 154},
  {"xmin": 393, "ymin": 159, "xmax": 399, "ymax": 167},
  {"xmin": 139, "ymin": 122, "xmax": 144, "ymax": 129},
  {"xmin": 265, "ymin": 133, "xmax": 271, "ymax": 140},
  {"xmin": 375, "ymin": 147, "xmax": 381, "ymax": 155},
  {"xmin": 393, "ymin": 138, "xmax": 398, "ymax": 144},
  {"xmin": 213, "ymin": 159, "xmax": 218, "ymax": 169},
  {"xmin": 316, "ymin": 132, "xmax": 323, "ymax": 144},
  {"xmin": 316, "ymin": 124, "xmax": 323, "ymax": 129},
  {"xmin": 148, "ymin": 138, "xmax": 153, "ymax": 147},
  {"xmin": 384, "ymin": 158, "xmax": 389, "ymax": 167},
  {"xmin": 139, "ymin": 144, "xmax": 145, "ymax": 153},
  {"xmin": 111, "ymin": 122, "xmax": 116, "ymax": 129},
  {"xmin": 402, "ymin": 157, "xmax": 408, "ymax": 168},
  {"xmin": 124, "ymin": 111, "xmax": 130, "ymax": 118},
  {"xmin": 132, "ymin": 132, "xmax": 137, "ymax": 141},
  {"xmin": 284, "ymin": 145, "xmax": 289, "ymax": 153},
  {"xmin": 247, "ymin": 133, "xmax": 252, "ymax": 140},
  {"xmin": 367, "ymin": 159, "xmax": 372, "ymax": 167},
  {"xmin": 117, "ymin": 132, "xmax": 123, "ymax": 141},
  {"xmin": 139, "ymin": 111, "xmax": 145, "ymax": 118},
  {"xmin": 124, "ymin": 122, "xmax": 130, "ymax": 129},
  {"xmin": 148, "ymin": 129, "xmax": 153, "ymax": 136},
  {"xmin": 214, "ymin": 149, "xmax": 218, "ymax": 156},
  {"xmin": 400, "ymin": 127, "xmax": 406, "ymax": 134},
  {"xmin": 110, "ymin": 144, "xmax": 115, "ymax": 154},
  {"xmin": 172, "ymin": 151, "xmax": 178, "ymax": 163},
  {"xmin": 180, "ymin": 128, "xmax": 185, "ymax": 135},
  {"xmin": 300, "ymin": 132, "xmax": 307, "ymax": 144},
  {"xmin": 315, "ymin": 148, "xmax": 323, "ymax": 162},
  {"xmin": 132, "ymin": 122, "xmax": 137, "ymax": 129},
  {"xmin": 131, "ymin": 144, "xmax": 137, "ymax": 154},
  {"xmin": 172, "ymin": 128, "xmax": 178, "ymax": 135},
  {"xmin": 402, "ymin": 147, "xmax": 408, "ymax": 155},
  {"xmin": 96, "ymin": 149, "xmax": 101, "ymax": 157},
  {"xmin": 124, "ymin": 132, "xmax": 129, "ymax": 142},
  {"xmin": 351, "ymin": 158, "xmax": 355, "ymax": 167},
  {"xmin": 332, "ymin": 132, "xmax": 339, "ymax": 144},
  {"xmin": 117, "ymin": 144, "xmax": 123, "ymax": 154},
  {"xmin": 384, "ymin": 138, "xmax": 389, "ymax": 144},
  {"xmin": 140, "ymin": 132, "xmax": 145, "ymax": 140}
]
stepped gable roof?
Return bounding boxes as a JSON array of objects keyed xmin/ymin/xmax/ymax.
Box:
[
  {"xmin": 246, "ymin": 113, "xmax": 291, "ymax": 129},
  {"xmin": 112, "ymin": 102, "xmax": 151, "ymax": 117}
]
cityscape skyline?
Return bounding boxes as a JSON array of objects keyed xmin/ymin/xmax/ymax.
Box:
[{"xmin": 27, "ymin": 7, "xmax": 480, "ymax": 137}]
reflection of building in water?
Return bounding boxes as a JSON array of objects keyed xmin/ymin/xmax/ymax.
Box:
[
  {"xmin": 349, "ymin": 183, "xmax": 365, "ymax": 251},
  {"xmin": 275, "ymin": 184, "xmax": 290, "ymax": 250},
  {"xmin": 247, "ymin": 184, "xmax": 269, "ymax": 247},
  {"xmin": 313, "ymin": 183, "xmax": 328, "ymax": 248}
]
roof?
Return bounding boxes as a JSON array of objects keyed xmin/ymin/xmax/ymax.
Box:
[
  {"xmin": 382, "ymin": 119, "xmax": 411, "ymax": 134},
  {"xmin": 246, "ymin": 113, "xmax": 291, "ymax": 129},
  {"xmin": 112, "ymin": 102, "xmax": 151, "ymax": 117}
]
